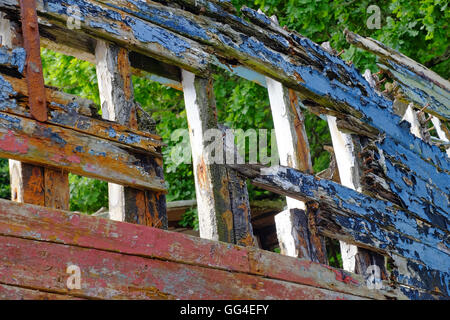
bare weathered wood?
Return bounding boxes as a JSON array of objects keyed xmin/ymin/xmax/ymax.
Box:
[
  {"xmin": 95, "ymin": 40, "xmax": 167, "ymax": 227},
  {"xmin": 266, "ymin": 72, "xmax": 326, "ymax": 262},
  {"xmin": 43, "ymin": 167, "xmax": 69, "ymax": 210},
  {"xmin": 0, "ymin": 199, "xmax": 405, "ymax": 299},
  {"xmin": 227, "ymin": 168, "xmax": 256, "ymax": 247},
  {"xmin": 9, "ymin": 160, "xmax": 43, "ymax": 205},
  {"xmin": 220, "ymin": 125, "xmax": 256, "ymax": 247},
  {"xmin": 181, "ymin": 70, "xmax": 234, "ymax": 242}
]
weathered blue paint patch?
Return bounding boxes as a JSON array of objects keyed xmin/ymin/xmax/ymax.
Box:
[
  {"xmin": 103, "ymin": 0, "xmax": 210, "ymax": 41},
  {"xmin": 124, "ymin": 16, "xmax": 190, "ymax": 57},
  {"xmin": 0, "ymin": 47, "xmax": 26, "ymax": 74},
  {"xmin": 89, "ymin": 20, "xmax": 121, "ymax": 36},
  {"xmin": 74, "ymin": 145, "xmax": 84, "ymax": 153},
  {"xmin": 0, "ymin": 75, "xmax": 17, "ymax": 111},
  {"xmin": 0, "ymin": 112, "xmax": 23, "ymax": 130},
  {"xmin": 241, "ymin": 6, "xmax": 271, "ymax": 26},
  {"xmin": 89, "ymin": 149, "xmax": 107, "ymax": 157},
  {"xmin": 38, "ymin": 127, "xmax": 67, "ymax": 147},
  {"xmin": 393, "ymin": 259, "xmax": 450, "ymax": 297},
  {"xmin": 124, "ymin": 133, "xmax": 141, "ymax": 145},
  {"xmin": 107, "ymin": 126, "xmax": 116, "ymax": 139}
]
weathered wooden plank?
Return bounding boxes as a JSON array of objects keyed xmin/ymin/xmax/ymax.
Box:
[
  {"xmin": 43, "ymin": 167, "xmax": 69, "ymax": 210},
  {"xmin": 0, "ymin": 73, "xmax": 164, "ymax": 153},
  {"xmin": 0, "ymin": 235, "xmax": 367, "ymax": 300},
  {"xmin": 0, "ymin": 110, "xmax": 166, "ymax": 192},
  {"xmin": 345, "ymin": 30, "xmax": 450, "ymax": 121},
  {"xmin": 230, "ymin": 165, "xmax": 450, "ymax": 270},
  {"xmin": 220, "ymin": 125, "xmax": 256, "ymax": 246},
  {"xmin": 0, "ymin": 199, "xmax": 404, "ymax": 299},
  {"xmin": 37, "ymin": 0, "xmax": 210, "ymax": 73},
  {"xmin": 226, "ymin": 168, "xmax": 256, "ymax": 246},
  {"xmin": 0, "ymin": 283, "xmax": 82, "ymax": 300}
]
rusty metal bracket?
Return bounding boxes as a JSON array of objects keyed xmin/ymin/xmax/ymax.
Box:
[{"xmin": 20, "ymin": 0, "xmax": 47, "ymax": 122}]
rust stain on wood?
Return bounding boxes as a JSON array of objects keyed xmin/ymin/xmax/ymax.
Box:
[{"xmin": 19, "ymin": 0, "xmax": 47, "ymax": 122}]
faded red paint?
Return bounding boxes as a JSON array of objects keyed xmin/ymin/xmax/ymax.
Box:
[
  {"xmin": 325, "ymin": 265, "xmax": 360, "ymax": 286},
  {"xmin": 66, "ymin": 155, "xmax": 81, "ymax": 164},
  {"xmin": 0, "ymin": 200, "xmax": 396, "ymax": 300},
  {"xmin": 0, "ymin": 131, "xmax": 29, "ymax": 154},
  {"xmin": 0, "ymin": 235, "xmax": 361, "ymax": 300}
]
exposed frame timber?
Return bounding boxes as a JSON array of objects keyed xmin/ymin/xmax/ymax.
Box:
[
  {"xmin": 95, "ymin": 39, "xmax": 167, "ymax": 227},
  {"xmin": 182, "ymin": 70, "xmax": 256, "ymax": 245},
  {"xmin": 266, "ymin": 70, "xmax": 326, "ymax": 262}
]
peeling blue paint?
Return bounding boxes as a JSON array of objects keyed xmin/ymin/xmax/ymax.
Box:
[
  {"xmin": 0, "ymin": 75, "xmax": 17, "ymax": 111},
  {"xmin": 0, "ymin": 47, "xmax": 26, "ymax": 74},
  {"xmin": 124, "ymin": 16, "xmax": 190, "ymax": 57},
  {"xmin": 241, "ymin": 6, "xmax": 271, "ymax": 26},
  {"xmin": 104, "ymin": 0, "xmax": 210, "ymax": 41}
]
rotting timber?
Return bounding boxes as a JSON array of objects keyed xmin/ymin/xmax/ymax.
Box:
[{"xmin": 0, "ymin": 0, "xmax": 448, "ymax": 300}]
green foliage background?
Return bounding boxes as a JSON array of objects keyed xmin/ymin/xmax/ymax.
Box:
[{"xmin": 0, "ymin": 1, "xmax": 447, "ymax": 227}]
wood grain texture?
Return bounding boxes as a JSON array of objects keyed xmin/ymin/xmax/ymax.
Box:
[
  {"xmin": 0, "ymin": 283, "xmax": 83, "ymax": 300},
  {"xmin": 0, "ymin": 199, "xmax": 405, "ymax": 299},
  {"xmin": 182, "ymin": 70, "xmax": 235, "ymax": 243}
]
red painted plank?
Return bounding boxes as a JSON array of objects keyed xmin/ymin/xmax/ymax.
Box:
[
  {"xmin": 0, "ymin": 284, "xmax": 82, "ymax": 300},
  {"xmin": 0, "ymin": 199, "xmax": 403, "ymax": 299},
  {"xmin": 0, "ymin": 235, "xmax": 363, "ymax": 300}
]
